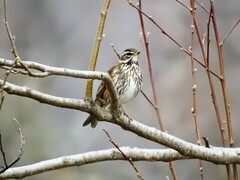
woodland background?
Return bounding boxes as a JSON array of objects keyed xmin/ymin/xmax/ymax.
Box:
[{"xmin": 1, "ymin": 0, "xmax": 240, "ymax": 179}]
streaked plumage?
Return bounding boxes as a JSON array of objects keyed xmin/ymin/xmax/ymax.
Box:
[{"xmin": 83, "ymin": 48, "xmax": 143, "ymax": 128}]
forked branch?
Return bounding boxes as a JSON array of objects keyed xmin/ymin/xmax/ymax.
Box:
[{"xmin": 0, "ymin": 119, "xmax": 25, "ymax": 174}]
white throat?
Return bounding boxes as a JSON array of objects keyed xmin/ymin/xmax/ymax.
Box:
[{"xmin": 132, "ymin": 55, "xmax": 138, "ymax": 63}]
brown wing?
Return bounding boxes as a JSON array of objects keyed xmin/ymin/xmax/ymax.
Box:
[
  {"xmin": 95, "ymin": 64, "xmax": 118, "ymax": 103},
  {"xmin": 107, "ymin": 64, "xmax": 118, "ymax": 78},
  {"xmin": 96, "ymin": 81, "xmax": 107, "ymax": 99}
]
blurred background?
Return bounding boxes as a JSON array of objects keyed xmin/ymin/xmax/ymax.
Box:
[{"xmin": 0, "ymin": 0, "xmax": 240, "ymax": 179}]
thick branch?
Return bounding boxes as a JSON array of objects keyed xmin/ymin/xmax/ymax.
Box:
[
  {"xmin": 0, "ymin": 147, "xmax": 184, "ymax": 179},
  {"xmin": 1, "ymin": 79, "xmax": 240, "ymax": 164},
  {"xmin": 0, "ymin": 79, "xmax": 112, "ymax": 120}
]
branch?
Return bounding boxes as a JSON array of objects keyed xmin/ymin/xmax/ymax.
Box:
[
  {"xmin": 137, "ymin": 1, "xmax": 177, "ymax": 179},
  {"xmin": 2, "ymin": 0, "xmax": 48, "ymax": 78},
  {"xmin": 196, "ymin": 0, "xmax": 210, "ymax": 14},
  {"xmin": 2, "ymin": 79, "xmax": 240, "ymax": 165},
  {"xmin": 137, "ymin": 0, "xmax": 164, "ymax": 130},
  {"xmin": 205, "ymin": 2, "xmax": 227, "ymax": 148},
  {"xmin": 210, "ymin": 1, "xmax": 237, "ymax": 178},
  {"xmin": 0, "ymin": 58, "xmax": 120, "ymax": 112},
  {"xmin": 127, "ymin": 0, "xmax": 221, "ymax": 80},
  {"xmin": 210, "ymin": 0, "xmax": 234, "ymax": 147},
  {"xmin": 0, "ymin": 118, "xmax": 25, "ymax": 174},
  {"xmin": 1, "ymin": 145, "xmax": 240, "ymax": 179},
  {"xmin": 103, "ymin": 129, "xmax": 144, "ymax": 180},
  {"xmin": 220, "ymin": 18, "xmax": 240, "ymax": 46},
  {"xmin": 3, "ymin": 0, "xmax": 18, "ymax": 58},
  {"xmin": 189, "ymin": 1, "xmax": 204, "ymax": 178},
  {"xmin": 0, "ymin": 147, "xmax": 185, "ymax": 179},
  {"xmin": 85, "ymin": 0, "xmax": 111, "ymax": 98},
  {"xmin": 0, "ymin": 79, "xmax": 113, "ymax": 121},
  {"xmin": 175, "ymin": 0, "xmax": 191, "ymax": 11},
  {"xmin": 110, "ymin": 44, "xmax": 121, "ymax": 59}
]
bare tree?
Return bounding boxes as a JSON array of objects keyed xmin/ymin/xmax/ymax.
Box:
[{"xmin": 1, "ymin": 0, "xmax": 240, "ymax": 179}]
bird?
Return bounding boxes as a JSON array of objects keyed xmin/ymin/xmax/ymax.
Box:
[{"xmin": 83, "ymin": 48, "xmax": 143, "ymax": 128}]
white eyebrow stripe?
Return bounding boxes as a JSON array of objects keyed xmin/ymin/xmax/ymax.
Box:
[{"xmin": 122, "ymin": 50, "xmax": 133, "ymax": 56}]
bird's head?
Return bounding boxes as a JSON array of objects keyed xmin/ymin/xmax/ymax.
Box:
[{"xmin": 120, "ymin": 48, "xmax": 140, "ymax": 64}]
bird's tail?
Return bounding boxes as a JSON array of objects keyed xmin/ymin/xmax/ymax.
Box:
[{"xmin": 82, "ymin": 115, "xmax": 98, "ymax": 128}]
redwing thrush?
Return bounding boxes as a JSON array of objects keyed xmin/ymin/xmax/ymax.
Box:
[{"xmin": 83, "ymin": 48, "xmax": 143, "ymax": 128}]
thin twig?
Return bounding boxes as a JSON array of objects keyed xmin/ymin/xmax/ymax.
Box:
[
  {"xmin": 188, "ymin": 0, "xmax": 229, "ymax": 158},
  {"xmin": 202, "ymin": 137, "xmax": 210, "ymax": 148},
  {"xmin": 140, "ymin": 90, "xmax": 156, "ymax": 108},
  {"xmin": 210, "ymin": 0, "xmax": 234, "ymax": 149},
  {"xmin": 189, "ymin": 1, "xmax": 204, "ymax": 179},
  {"xmin": 0, "ymin": 133, "xmax": 8, "ymax": 168},
  {"xmin": 190, "ymin": 0, "xmax": 202, "ymax": 147},
  {"xmin": 210, "ymin": 1, "xmax": 237, "ymax": 178},
  {"xmin": 137, "ymin": 0, "xmax": 164, "ymax": 131},
  {"xmin": 196, "ymin": 0, "xmax": 210, "ymax": 14},
  {"xmin": 206, "ymin": 2, "xmax": 231, "ymax": 179},
  {"xmin": 1, "ymin": 0, "xmax": 49, "ymax": 110},
  {"xmin": 137, "ymin": 1, "xmax": 178, "ymax": 179},
  {"xmin": 0, "ymin": 118, "xmax": 25, "ymax": 174},
  {"xmin": 198, "ymin": 3, "xmax": 232, "ymax": 178},
  {"xmin": 3, "ymin": 0, "xmax": 35, "ymax": 75},
  {"xmin": 175, "ymin": 0, "xmax": 191, "ymax": 11},
  {"xmin": 110, "ymin": 44, "xmax": 121, "ymax": 59},
  {"xmin": 127, "ymin": 0, "xmax": 221, "ymax": 80},
  {"xmin": 85, "ymin": 0, "xmax": 111, "ymax": 98},
  {"xmin": 220, "ymin": 18, "xmax": 240, "ymax": 46},
  {"xmin": 103, "ymin": 129, "xmax": 144, "ymax": 180},
  {"xmin": 3, "ymin": 0, "xmax": 18, "ymax": 58},
  {"xmin": 205, "ymin": 0, "xmax": 227, "ymax": 148},
  {"xmin": 1, "ymin": 0, "xmax": 18, "ymax": 110}
]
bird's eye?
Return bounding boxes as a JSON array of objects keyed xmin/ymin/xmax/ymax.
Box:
[
  {"xmin": 125, "ymin": 52, "xmax": 133, "ymax": 58},
  {"xmin": 121, "ymin": 50, "xmax": 135, "ymax": 61}
]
